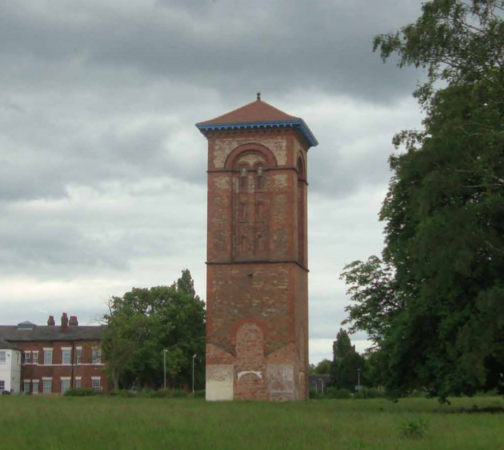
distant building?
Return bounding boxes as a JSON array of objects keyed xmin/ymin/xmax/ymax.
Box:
[
  {"xmin": 0, "ymin": 313, "xmax": 109, "ymax": 395},
  {"xmin": 0, "ymin": 339, "xmax": 22, "ymax": 393}
]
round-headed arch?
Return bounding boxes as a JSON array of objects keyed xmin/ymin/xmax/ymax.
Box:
[{"xmin": 224, "ymin": 143, "xmax": 277, "ymax": 170}]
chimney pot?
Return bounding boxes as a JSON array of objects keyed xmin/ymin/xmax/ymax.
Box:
[
  {"xmin": 69, "ymin": 316, "xmax": 78, "ymax": 326},
  {"xmin": 61, "ymin": 313, "xmax": 69, "ymax": 332},
  {"xmin": 47, "ymin": 316, "xmax": 55, "ymax": 326}
]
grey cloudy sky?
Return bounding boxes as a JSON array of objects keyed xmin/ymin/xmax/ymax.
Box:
[{"xmin": 0, "ymin": 0, "xmax": 425, "ymax": 363}]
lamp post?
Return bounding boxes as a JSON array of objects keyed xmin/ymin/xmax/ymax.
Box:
[
  {"xmin": 192, "ymin": 354, "xmax": 197, "ymax": 394},
  {"xmin": 163, "ymin": 349, "xmax": 168, "ymax": 390}
]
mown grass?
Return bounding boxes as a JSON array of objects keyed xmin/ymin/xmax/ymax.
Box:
[{"xmin": 1, "ymin": 396, "xmax": 503, "ymax": 449}]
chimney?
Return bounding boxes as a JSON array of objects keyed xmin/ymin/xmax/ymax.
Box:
[
  {"xmin": 61, "ymin": 313, "xmax": 69, "ymax": 332},
  {"xmin": 47, "ymin": 315, "xmax": 55, "ymax": 326},
  {"xmin": 69, "ymin": 316, "xmax": 78, "ymax": 326}
]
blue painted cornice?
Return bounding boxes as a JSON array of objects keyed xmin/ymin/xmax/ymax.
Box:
[{"xmin": 196, "ymin": 119, "xmax": 319, "ymax": 148}]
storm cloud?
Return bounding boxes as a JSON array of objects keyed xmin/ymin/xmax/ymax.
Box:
[{"xmin": 0, "ymin": 0, "xmax": 425, "ymax": 362}]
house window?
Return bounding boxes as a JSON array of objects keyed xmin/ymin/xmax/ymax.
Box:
[
  {"xmin": 24, "ymin": 351, "xmax": 31, "ymax": 363},
  {"xmin": 61, "ymin": 378, "xmax": 71, "ymax": 394},
  {"xmin": 76, "ymin": 348, "xmax": 82, "ymax": 365},
  {"xmin": 42, "ymin": 379, "xmax": 52, "ymax": 394},
  {"xmin": 0, "ymin": 380, "xmax": 5, "ymax": 391},
  {"xmin": 0, "ymin": 351, "xmax": 5, "ymax": 363},
  {"xmin": 75, "ymin": 378, "xmax": 82, "ymax": 389},
  {"xmin": 24, "ymin": 380, "xmax": 30, "ymax": 394},
  {"xmin": 33, "ymin": 352, "xmax": 38, "ymax": 364},
  {"xmin": 32, "ymin": 380, "xmax": 40, "ymax": 394},
  {"xmin": 43, "ymin": 349, "xmax": 53, "ymax": 365},
  {"xmin": 91, "ymin": 377, "xmax": 101, "ymax": 391},
  {"xmin": 62, "ymin": 349, "xmax": 71, "ymax": 365},
  {"xmin": 92, "ymin": 348, "xmax": 101, "ymax": 364}
]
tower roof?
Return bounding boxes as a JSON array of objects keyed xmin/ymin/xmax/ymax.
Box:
[{"xmin": 196, "ymin": 97, "xmax": 318, "ymax": 147}]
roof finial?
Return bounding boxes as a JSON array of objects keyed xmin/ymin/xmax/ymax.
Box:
[{"xmin": 257, "ymin": 92, "xmax": 261, "ymax": 101}]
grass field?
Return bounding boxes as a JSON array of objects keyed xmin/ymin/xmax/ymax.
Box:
[{"xmin": 1, "ymin": 396, "xmax": 503, "ymax": 449}]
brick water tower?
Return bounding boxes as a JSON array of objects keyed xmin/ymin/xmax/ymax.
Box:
[{"xmin": 196, "ymin": 94, "xmax": 318, "ymax": 401}]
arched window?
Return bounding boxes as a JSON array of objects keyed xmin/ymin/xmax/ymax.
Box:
[
  {"xmin": 297, "ymin": 157, "xmax": 306, "ymax": 266},
  {"xmin": 240, "ymin": 166, "xmax": 248, "ymax": 191},
  {"xmin": 256, "ymin": 165, "xmax": 264, "ymax": 190}
]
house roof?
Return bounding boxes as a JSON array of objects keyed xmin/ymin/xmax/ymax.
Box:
[
  {"xmin": 0, "ymin": 338, "xmax": 19, "ymax": 350},
  {"xmin": 196, "ymin": 98, "xmax": 319, "ymax": 147},
  {"xmin": 0, "ymin": 325, "xmax": 106, "ymax": 342}
]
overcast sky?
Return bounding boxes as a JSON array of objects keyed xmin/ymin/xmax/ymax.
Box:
[{"xmin": 0, "ymin": 0, "xmax": 425, "ymax": 364}]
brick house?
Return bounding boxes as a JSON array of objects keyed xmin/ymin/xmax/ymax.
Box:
[{"xmin": 0, "ymin": 313, "xmax": 109, "ymax": 395}]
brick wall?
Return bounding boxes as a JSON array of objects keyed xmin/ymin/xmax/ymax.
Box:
[{"xmin": 205, "ymin": 128, "xmax": 310, "ymax": 401}]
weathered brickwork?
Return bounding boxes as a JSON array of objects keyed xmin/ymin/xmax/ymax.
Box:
[{"xmin": 198, "ymin": 99, "xmax": 316, "ymax": 401}]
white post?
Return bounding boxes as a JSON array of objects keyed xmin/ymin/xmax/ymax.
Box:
[
  {"xmin": 163, "ymin": 349, "xmax": 167, "ymax": 390},
  {"xmin": 192, "ymin": 354, "xmax": 197, "ymax": 394}
]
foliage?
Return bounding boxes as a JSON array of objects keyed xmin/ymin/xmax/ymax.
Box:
[
  {"xmin": 325, "ymin": 387, "xmax": 352, "ymax": 399},
  {"xmin": 400, "ymin": 418, "xmax": 430, "ymax": 440},
  {"xmin": 64, "ymin": 388, "xmax": 101, "ymax": 397},
  {"xmin": 342, "ymin": 0, "xmax": 504, "ymax": 402},
  {"xmin": 330, "ymin": 329, "xmax": 366, "ymax": 391},
  {"xmin": 102, "ymin": 270, "xmax": 206, "ymax": 391},
  {"xmin": 310, "ymin": 359, "xmax": 332, "ymax": 375}
]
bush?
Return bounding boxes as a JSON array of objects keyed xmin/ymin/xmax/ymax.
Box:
[
  {"xmin": 109, "ymin": 390, "xmax": 136, "ymax": 398},
  {"xmin": 400, "ymin": 418, "xmax": 429, "ymax": 440},
  {"xmin": 194, "ymin": 390, "xmax": 205, "ymax": 398},
  {"xmin": 326, "ymin": 388, "xmax": 352, "ymax": 399},
  {"xmin": 172, "ymin": 390, "xmax": 189, "ymax": 398},
  {"xmin": 64, "ymin": 388, "xmax": 100, "ymax": 397}
]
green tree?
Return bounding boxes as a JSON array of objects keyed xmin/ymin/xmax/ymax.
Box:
[
  {"xmin": 312, "ymin": 359, "xmax": 332, "ymax": 375},
  {"xmin": 102, "ymin": 270, "xmax": 206, "ymax": 390},
  {"xmin": 342, "ymin": 0, "xmax": 504, "ymax": 401},
  {"xmin": 330, "ymin": 329, "xmax": 366, "ymax": 390}
]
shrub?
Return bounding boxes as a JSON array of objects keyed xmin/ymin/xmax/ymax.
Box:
[
  {"xmin": 172, "ymin": 390, "xmax": 189, "ymax": 398},
  {"xmin": 326, "ymin": 388, "xmax": 351, "ymax": 399},
  {"xmin": 400, "ymin": 418, "xmax": 429, "ymax": 440},
  {"xmin": 194, "ymin": 390, "xmax": 205, "ymax": 398},
  {"xmin": 64, "ymin": 388, "xmax": 100, "ymax": 397},
  {"xmin": 109, "ymin": 390, "xmax": 136, "ymax": 398}
]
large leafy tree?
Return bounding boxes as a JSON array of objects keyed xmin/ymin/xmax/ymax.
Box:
[
  {"xmin": 330, "ymin": 329, "xmax": 366, "ymax": 390},
  {"xmin": 102, "ymin": 270, "xmax": 206, "ymax": 390},
  {"xmin": 342, "ymin": 0, "xmax": 504, "ymax": 401}
]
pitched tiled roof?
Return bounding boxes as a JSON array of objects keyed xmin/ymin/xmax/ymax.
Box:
[
  {"xmin": 197, "ymin": 100, "xmax": 300, "ymax": 126},
  {"xmin": 0, "ymin": 338, "xmax": 19, "ymax": 350},
  {"xmin": 196, "ymin": 99, "xmax": 319, "ymax": 147},
  {"xmin": 0, "ymin": 325, "xmax": 106, "ymax": 342}
]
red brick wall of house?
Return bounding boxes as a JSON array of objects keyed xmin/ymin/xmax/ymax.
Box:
[
  {"xmin": 205, "ymin": 127, "xmax": 310, "ymax": 401},
  {"xmin": 15, "ymin": 340, "xmax": 108, "ymax": 394}
]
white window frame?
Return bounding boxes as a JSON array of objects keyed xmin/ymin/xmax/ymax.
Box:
[
  {"xmin": 24, "ymin": 351, "xmax": 31, "ymax": 364},
  {"xmin": 23, "ymin": 379, "xmax": 30, "ymax": 394},
  {"xmin": 76, "ymin": 347, "xmax": 82, "ymax": 365},
  {"xmin": 61, "ymin": 348, "xmax": 72, "ymax": 365},
  {"xmin": 43, "ymin": 348, "xmax": 53, "ymax": 365},
  {"xmin": 33, "ymin": 351, "xmax": 39, "ymax": 364},
  {"xmin": 92, "ymin": 347, "xmax": 101, "ymax": 365},
  {"xmin": 91, "ymin": 377, "xmax": 101, "ymax": 391},
  {"xmin": 75, "ymin": 377, "xmax": 82, "ymax": 389},
  {"xmin": 0, "ymin": 351, "xmax": 6, "ymax": 364},
  {"xmin": 42, "ymin": 377, "xmax": 52, "ymax": 394},
  {"xmin": 32, "ymin": 380, "xmax": 40, "ymax": 394},
  {"xmin": 60, "ymin": 377, "xmax": 71, "ymax": 394}
]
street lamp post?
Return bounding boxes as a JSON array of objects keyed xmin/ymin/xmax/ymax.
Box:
[
  {"xmin": 192, "ymin": 354, "xmax": 197, "ymax": 394},
  {"xmin": 163, "ymin": 349, "xmax": 168, "ymax": 390}
]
